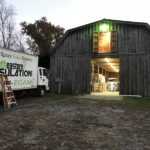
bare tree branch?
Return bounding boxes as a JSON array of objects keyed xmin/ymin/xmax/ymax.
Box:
[{"xmin": 0, "ymin": 0, "xmax": 16, "ymax": 49}]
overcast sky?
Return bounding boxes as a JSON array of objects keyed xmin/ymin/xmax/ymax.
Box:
[{"xmin": 7, "ymin": 0, "xmax": 150, "ymax": 30}]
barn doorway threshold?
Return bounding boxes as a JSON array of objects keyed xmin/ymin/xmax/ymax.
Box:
[
  {"xmin": 91, "ymin": 91, "xmax": 119, "ymax": 96},
  {"xmin": 78, "ymin": 92, "xmax": 123, "ymax": 101}
]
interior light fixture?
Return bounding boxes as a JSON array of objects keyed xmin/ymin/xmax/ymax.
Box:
[
  {"xmin": 105, "ymin": 58, "xmax": 119, "ymax": 72},
  {"xmin": 99, "ymin": 23, "xmax": 110, "ymax": 32}
]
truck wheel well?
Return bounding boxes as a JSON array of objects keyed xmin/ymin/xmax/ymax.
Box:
[{"xmin": 37, "ymin": 86, "xmax": 46, "ymax": 96}]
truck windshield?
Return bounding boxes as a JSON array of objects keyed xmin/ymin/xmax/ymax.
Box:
[{"xmin": 40, "ymin": 69, "xmax": 42, "ymax": 76}]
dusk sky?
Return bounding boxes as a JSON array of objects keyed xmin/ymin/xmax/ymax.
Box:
[{"xmin": 7, "ymin": 0, "xmax": 150, "ymax": 30}]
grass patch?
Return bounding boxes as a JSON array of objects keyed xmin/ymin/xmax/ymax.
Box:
[
  {"xmin": 15, "ymin": 92, "xmax": 150, "ymax": 107},
  {"xmin": 122, "ymin": 96, "xmax": 150, "ymax": 106},
  {"xmin": 15, "ymin": 93, "xmax": 74, "ymax": 106},
  {"xmin": 44, "ymin": 93, "xmax": 74, "ymax": 100},
  {"xmin": 78, "ymin": 94, "xmax": 150, "ymax": 107}
]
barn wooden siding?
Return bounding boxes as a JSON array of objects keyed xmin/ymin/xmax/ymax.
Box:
[
  {"xmin": 49, "ymin": 26, "xmax": 92, "ymax": 94},
  {"xmin": 118, "ymin": 24, "xmax": 150, "ymax": 96},
  {"xmin": 50, "ymin": 19, "xmax": 150, "ymax": 96},
  {"xmin": 92, "ymin": 21, "xmax": 150, "ymax": 96}
]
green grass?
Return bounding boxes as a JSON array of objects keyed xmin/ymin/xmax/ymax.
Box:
[
  {"xmin": 78, "ymin": 94, "xmax": 150, "ymax": 107},
  {"xmin": 122, "ymin": 96, "xmax": 150, "ymax": 106},
  {"xmin": 9, "ymin": 92, "xmax": 150, "ymax": 107},
  {"xmin": 44, "ymin": 93, "xmax": 74, "ymax": 100},
  {"xmin": 45, "ymin": 93, "xmax": 150, "ymax": 106}
]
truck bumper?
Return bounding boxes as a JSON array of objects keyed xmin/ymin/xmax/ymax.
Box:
[{"xmin": 46, "ymin": 86, "xmax": 49, "ymax": 91}]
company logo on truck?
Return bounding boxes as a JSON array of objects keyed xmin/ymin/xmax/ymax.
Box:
[
  {"xmin": 0, "ymin": 50, "xmax": 39, "ymax": 89},
  {"xmin": 0, "ymin": 61, "xmax": 32, "ymax": 77}
]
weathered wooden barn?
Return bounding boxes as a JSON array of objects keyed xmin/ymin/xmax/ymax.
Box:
[{"xmin": 49, "ymin": 19, "xmax": 150, "ymax": 97}]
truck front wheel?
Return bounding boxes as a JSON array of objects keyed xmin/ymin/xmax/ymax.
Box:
[{"xmin": 38, "ymin": 87, "xmax": 45, "ymax": 97}]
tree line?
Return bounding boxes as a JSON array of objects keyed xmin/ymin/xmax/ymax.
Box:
[{"xmin": 0, "ymin": 0, "xmax": 65, "ymax": 55}]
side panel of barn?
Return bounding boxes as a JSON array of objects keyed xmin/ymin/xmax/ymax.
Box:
[
  {"xmin": 94, "ymin": 20, "xmax": 150, "ymax": 96},
  {"xmin": 118, "ymin": 24, "xmax": 150, "ymax": 97},
  {"xmin": 92, "ymin": 21, "xmax": 150, "ymax": 97},
  {"xmin": 49, "ymin": 27, "xmax": 92, "ymax": 94}
]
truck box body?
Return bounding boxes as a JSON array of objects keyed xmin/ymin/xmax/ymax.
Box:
[{"xmin": 0, "ymin": 48, "xmax": 38, "ymax": 91}]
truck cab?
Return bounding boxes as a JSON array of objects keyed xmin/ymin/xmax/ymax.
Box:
[{"xmin": 37, "ymin": 67, "xmax": 49, "ymax": 96}]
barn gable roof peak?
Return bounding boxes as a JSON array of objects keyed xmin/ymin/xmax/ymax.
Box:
[
  {"xmin": 50, "ymin": 19, "xmax": 150, "ymax": 55},
  {"xmin": 68, "ymin": 18, "xmax": 150, "ymax": 31}
]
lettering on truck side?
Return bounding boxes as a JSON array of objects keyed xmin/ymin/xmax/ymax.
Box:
[
  {"xmin": 0, "ymin": 60, "xmax": 34, "ymax": 87},
  {"xmin": 0, "ymin": 61, "xmax": 32, "ymax": 77}
]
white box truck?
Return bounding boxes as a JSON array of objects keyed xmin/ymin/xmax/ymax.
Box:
[{"xmin": 0, "ymin": 48, "xmax": 49, "ymax": 96}]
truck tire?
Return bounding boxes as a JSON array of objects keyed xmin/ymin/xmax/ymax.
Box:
[{"xmin": 38, "ymin": 87, "xmax": 45, "ymax": 97}]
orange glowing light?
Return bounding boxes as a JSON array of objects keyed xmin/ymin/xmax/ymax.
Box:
[{"xmin": 98, "ymin": 32, "xmax": 111, "ymax": 53}]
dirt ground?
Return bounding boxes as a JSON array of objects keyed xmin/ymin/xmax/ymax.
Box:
[{"xmin": 0, "ymin": 95, "xmax": 150, "ymax": 150}]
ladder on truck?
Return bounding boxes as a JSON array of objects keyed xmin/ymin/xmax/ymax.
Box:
[{"xmin": 0, "ymin": 74, "xmax": 18, "ymax": 109}]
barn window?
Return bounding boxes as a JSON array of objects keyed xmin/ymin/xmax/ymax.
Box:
[
  {"xmin": 98, "ymin": 32, "xmax": 111, "ymax": 53},
  {"xmin": 93, "ymin": 23, "xmax": 118, "ymax": 53},
  {"xmin": 93, "ymin": 30, "xmax": 118, "ymax": 53}
]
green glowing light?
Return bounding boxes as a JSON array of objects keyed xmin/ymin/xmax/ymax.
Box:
[{"xmin": 99, "ymin": 23, "xmax": 111, "ymax": 32}]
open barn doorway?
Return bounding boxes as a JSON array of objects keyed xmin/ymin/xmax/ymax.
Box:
[{"xmin": 91, "ymin": 57, "xmax": 120, "ymax": 96}]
